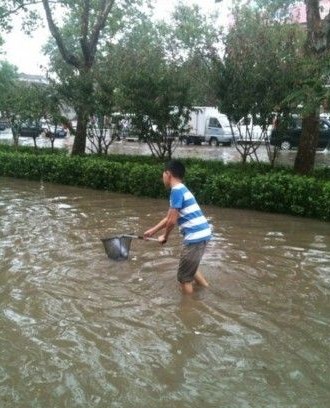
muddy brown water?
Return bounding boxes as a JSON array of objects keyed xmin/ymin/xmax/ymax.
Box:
[{"xmin": 1, "ymin": 177, "xmax": 329, "ymax": 407}]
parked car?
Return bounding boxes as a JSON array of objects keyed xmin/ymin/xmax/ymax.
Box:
[
  {"xmin": 236, "ymin": 115, "xmax": 271, "ymax": 141},
  {"xmin": 0, "ymin": 119, "xmax": 10, "ymax": 131},
  {"xmin": 270, "ymin": 116, "xmax": 330, "ymax": 150},
  {"xmin": 43, "ymin": 125, "xmax": 68, "ymax": 139},
  {"xmin": 17, "ymin": 121, "xmax": 68, "ymax": 139},
  {"xmin": 40, "ymin": 120, "xmax": 68, "ymax": 138},
  {"xmin": 19, "ymin": 122, "xmax": 43, "ymax": 138}
]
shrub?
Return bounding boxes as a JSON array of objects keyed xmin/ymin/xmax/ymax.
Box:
[
  {"xmin": 127, "ymin": 164, "xmax": 165, "ymax": 197},
  {"xmin": 0, "ymin": 149, "xmax": 329, "ymax": 221}
]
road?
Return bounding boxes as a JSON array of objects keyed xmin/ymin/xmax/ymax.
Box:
[{"xmin": 1, "ymin": 129, "xmax": 330, "ymax": 168}]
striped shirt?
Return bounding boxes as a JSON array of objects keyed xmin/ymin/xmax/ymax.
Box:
[{"xmin": 170, "ymin": 183, "xmax": 212, "ymax": 245}]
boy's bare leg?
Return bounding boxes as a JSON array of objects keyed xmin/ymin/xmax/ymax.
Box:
[
  {"xmin": 194, "ymin": 270, "xmax": 209, "ymax": 288},
  {"xmin": 180, "ymin": 282, "xmax": 194, "ymax": 295}
]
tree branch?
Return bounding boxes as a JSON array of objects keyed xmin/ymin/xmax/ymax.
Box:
[
  {"xmin": 87, "ymin": 0, "xmax": 115, "ymax": 66},
  {"xmin": 80, "ymin": 0, "xmax": 90, "ymax": 63},
  {"xmin": 41, "ymin": 0, "xmax": 81, "ymax": 68},
  {"xmin": 0, "ymin": 0, "xmax": 40, "ymax": 19},
  {"xmin": 305, "ymin": 0, "xmax": 327, "ymax": 53}
]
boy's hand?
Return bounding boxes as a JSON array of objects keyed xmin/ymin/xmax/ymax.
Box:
[
  {"xmin": 158, "ymin": 235, "xmax": 167, "ymax": 244},
  {"xmin": 144, "ymin": 228, "xmax": 155, "ymax": 239}
]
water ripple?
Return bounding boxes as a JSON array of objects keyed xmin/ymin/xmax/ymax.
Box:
[{"xmin": 1, "ymin": 177, "xmax": 329, "ymax": 407}]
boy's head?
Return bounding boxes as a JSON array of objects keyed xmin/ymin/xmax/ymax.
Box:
[{"xmin": 163, "ymin": 160, "xmax": 185, "ymax": 187}]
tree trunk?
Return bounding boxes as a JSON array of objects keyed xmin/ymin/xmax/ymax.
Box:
[
  {"xmin": 293, "ymin": 0, "xmax": 322, "ymax": 174},
  {"xmin": 294, "ymin": 113, "xmax": 319, "ymax": 174},
  {"xmin": 71, "ymin": 110, "xmax": 88, "ymax": 155},
  {"xmin": 41, "ymin": 1, "xmax": 116, "ymax": 156}
]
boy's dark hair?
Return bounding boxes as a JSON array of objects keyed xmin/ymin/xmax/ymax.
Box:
[{"xmin": 165, "ymin": 160, "xmax": 185, "ymax": 179}]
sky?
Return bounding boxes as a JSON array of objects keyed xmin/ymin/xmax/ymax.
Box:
[{"xmin": 1, "ymin": 0, "xmax": 231, "ymax": 75}]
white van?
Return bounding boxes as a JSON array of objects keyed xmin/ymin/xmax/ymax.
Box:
[
  {"xmin": 236, "ymin": 115, "xmax": 270, "ymax": 141},
  {"xmin": 183, "ymin": 107, "xmax": 237, "ymax": 146}
]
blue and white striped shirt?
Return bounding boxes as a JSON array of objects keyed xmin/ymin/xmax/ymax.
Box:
[{"xmin": 170, "ymin": 183, "xmax": 212, "ymax": 245}]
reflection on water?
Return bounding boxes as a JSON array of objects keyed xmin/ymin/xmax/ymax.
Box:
[
  {"xmin": 1, "ymin": 129, "xmax": 330, "ymax": 167},
  {"xmin": 1, "ymin": 177, "xmax": 329, "ymax": 407}
]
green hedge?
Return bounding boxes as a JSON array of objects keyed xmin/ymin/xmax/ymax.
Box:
[{"xmin": 0, "ymin": 149, "xmax": 329, "ymax": 221}]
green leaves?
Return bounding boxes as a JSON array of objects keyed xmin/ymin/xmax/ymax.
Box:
[
  {"xmin": 0, "ymin": 147, "xmax": 329, "ymax": 221},
  {"xmin": 111, "ymin": 19, "xmax": 196, "ymax": 160},
  {"xmin": 215, "ymin": 5, "xmax": 306, "ymax": 124}
]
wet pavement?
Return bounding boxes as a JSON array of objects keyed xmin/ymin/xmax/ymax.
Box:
[{"xmin": 1, "ymin": 129, "xmax": 330, "ymax": 167}]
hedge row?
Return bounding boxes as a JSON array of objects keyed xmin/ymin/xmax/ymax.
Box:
[
  {"xmin": 0, "ymin": 149, "xmax": 329, "ymax": 221},
  {"xmin": 1, "ymin": 144, "xmax": 330, "ymax": 179}
]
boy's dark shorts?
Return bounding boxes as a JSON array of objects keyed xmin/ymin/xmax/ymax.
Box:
[{"xmin": 177, "ymin": 241, "xmax": 207, "ymax": 283}]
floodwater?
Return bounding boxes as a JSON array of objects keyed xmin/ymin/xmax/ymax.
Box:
[
  {"xmin": 0, "ymin": 177, "xmax": 330, "ymax": 408},
  {"xmin": 1, "ymin": 129, "xmax": 330, "ymax": 167},
  {"xmin": 108, "ymin": 139, "xmax": 330, "ymax": 168}
]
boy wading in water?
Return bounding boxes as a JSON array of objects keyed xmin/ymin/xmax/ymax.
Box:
[{"xmin": 144, "ymin": 160, "xmax": 212, "ymax": 295}]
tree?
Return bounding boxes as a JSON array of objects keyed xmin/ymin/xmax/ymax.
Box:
[
  {"xmin": 5, "ymin": 81, "xmax": 56, "ymax": 148},
  {"xmin": 1, "ymin": 0, "xmax": 145, "ymax": 155},
  {"xmin": 1, "ymin": 2, "xmax": 224, "ymax": 158},
  {"xmin": 84, "ymin": 60, "xmax": 121, "ymax": 155},
  {"xmin": 293, "ymin": 0, "xmax": 330, "ymax": 174},
  {"xmin": 251, "ymin": 0, "xmax": 330, "ymax": 174},
  {"xmin": 109, "ymin": 5, "xmax": 222, "ymax": 160},
  {"xmin": 0, "ymin": 61, "xmax": 18, "ymax": 117},
  {"xmin": 0, "ymin": 1, "xmax": 43, "ymax": 37},
  {"xmin": 112, "ymin": 20, "xmax": 194, "ymax": 160},
  {"xmin": 213, "ymin": 5, "xmax": 305, "ymax": 164},
  {"xmin": 160, "ymin": 3, "xmax": 222, "ymax": 106},
  {"xmin": 43, "ymin": 0, "xmax": 147, "ymax": 155},
  {"xmin": 0, "ymin": 59, "xmax": 63, "ymax": 150}
]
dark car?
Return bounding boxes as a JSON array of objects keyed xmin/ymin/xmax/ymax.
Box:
[
  {"xmin": 0, "ymin": 120, "xmax": 10, "ymax": 131},
  {"xmin": 270, "ymin": 117, "xmax": 330, "ymax": 150},
  {"xmin": 19, "ymin": 122, "xmax": 43, "ymax": 138},
  {"xmin": 42, "ymin": 123, "xmax": 68, "ymax": 139},
  {"xmin": 18, "ymin": 122, "xmax": 67, "ymax": 139},
  {"xmin": 44, "ymin": 126, "xmax": 68, "ymax": 139},
  {"xmin": 54, "ymin": 127, "xmax": 67, "ymax": 138}
]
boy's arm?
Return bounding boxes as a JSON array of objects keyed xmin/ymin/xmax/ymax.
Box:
[
  {"xmin": 144, "ymin": 216, "xmax": 168, "ymax": 237},
  {"xmin": 160, "ymin": 208, "xmax": 179, "ymax": 243},
  {"xmin": 144, "ymin": 208, "xmax": 179, "ymax": 242}
]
